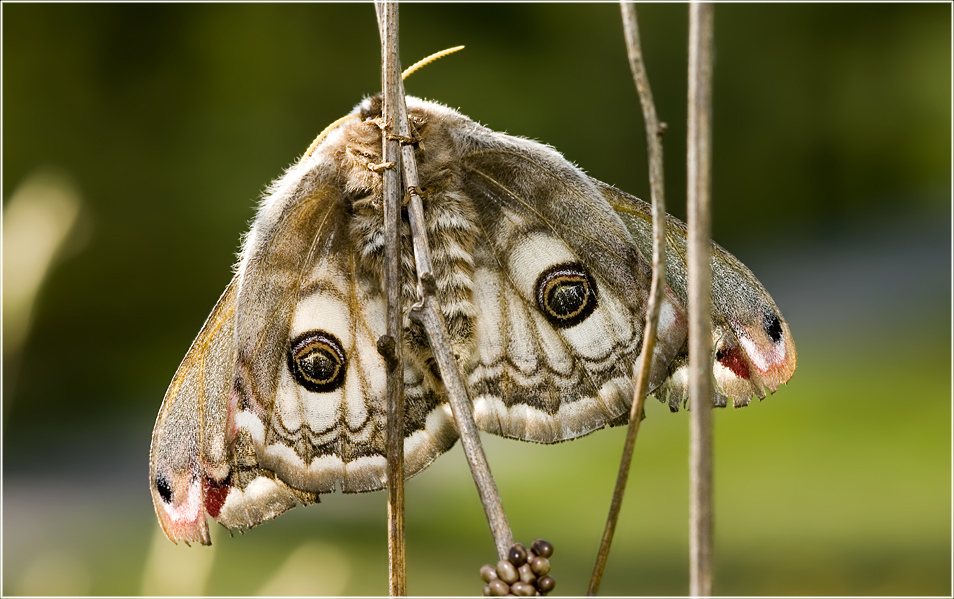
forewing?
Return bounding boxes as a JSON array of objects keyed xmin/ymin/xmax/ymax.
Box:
[
  {"xmin": 600, "ymin": 181, "xmax": 797, "ymax": 409},
  {"xmin": 230, "ymin": 157, "xmax": 456, "ymax": 498},
  {"xmin": 149, "ymin": 280, "xmax": 235, "ymax": 544}
]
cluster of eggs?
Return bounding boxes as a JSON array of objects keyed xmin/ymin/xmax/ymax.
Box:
[{"xmin": 480, "ymin": 539, "xmax": 555, "ymax": 596}]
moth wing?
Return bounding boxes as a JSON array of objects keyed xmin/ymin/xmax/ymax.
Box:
[
  {"xmin": 149, "ymin": 278, "xmax": 316, "ymax": 544},
  {"xmin": 229, "ymin": 157, "xmax": 456, "ymax": 498},
  {"xmin": 454, "ymin": 126, "xmax": 687, "ymax": 443},
  {"xmin": 149, "ymin": 279, "xmax": 235, "ymax": 544},
  {"xmin": 599, "ymin": 181, "xmax": 797, "ymax": 409}
]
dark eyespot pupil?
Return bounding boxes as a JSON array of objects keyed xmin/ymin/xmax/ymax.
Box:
[
  {"xmin": 156, "ymin": 474, "xmax": 173, "ymax": 504},
  {"xmin": 535, "ymin": 262, "xmax": 598, "ymax": 328},
  {"xmin": 288, "ymin": 331, "xmax": 346, "ymax": 393},
  {"xmin": 547, "ymin": 277, "xmax": 587, "ymax": 315},
  {"xmin": 764, "ymin": 313, "xmax": 783, "ymax": 344},
  {"xmin": 300, "ymin": 347, "xmax": 336, "ymax": 381}
]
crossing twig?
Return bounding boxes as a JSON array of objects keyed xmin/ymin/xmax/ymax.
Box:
[{"xmin": 587, "ymin": 3, "xmax": 669, "ymax": 594}]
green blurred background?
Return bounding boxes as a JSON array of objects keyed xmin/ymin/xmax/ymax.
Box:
[{"xmin": 3, "ymin": 3, "xmax": 950, "ymax": 596}]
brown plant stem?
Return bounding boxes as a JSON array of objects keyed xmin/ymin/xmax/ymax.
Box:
[
  {"xmin": 587, "ymin": 3, "xmax": 668, "ymax": 595},
  {"xmin": 375, "ymin": 1, "xmax": 514, "ymax": 563},
  {"xmin": 687, "ymin": 3, "xmax": 715, "ymax": 596},
  {"xmin": 377, "ymin": 3, "xmax": 407, "ymax": 596}
]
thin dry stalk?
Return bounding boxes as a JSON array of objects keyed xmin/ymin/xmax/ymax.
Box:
[
  {"xmin": 411, "ymin": 295, "xmax": 514, "ymax": 560},
  {"xmin": 377, "ymin": 3, "xmax": 407, "ymax": 596},
  {"xmin": 587, "ymin": 4, "xmax": 668, "ymax": 595},
  {"xmin": 374, "ymin": 2, "xmax": 514, "ymax": 562},
  {"xmin": 402, "ymin": 135, "xmax": 515, "ymax": 564},
  {"xmin": 687, "ymin": 3, "xmax": 715, "ymax": 596}
]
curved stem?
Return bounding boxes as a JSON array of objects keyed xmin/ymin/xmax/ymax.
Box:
[
  {"xmin": 376, "ymin": 0, "xmax": 514, "ymax": 563},
  {"xmin": 588, "ymin": 4, "xmax": 668, "ymax": 594}
]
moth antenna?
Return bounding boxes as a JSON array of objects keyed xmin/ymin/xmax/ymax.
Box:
[
  {"xmin": 402, "ymin": 45, "xmax": 465, "ymax": 80},
  {"xmin": 300, "ymin": 112, "xmax": 360, "ymax": 160},
  {"xmin": 299, "ymin": 46, "xmax": 464, "ymax": 161}
]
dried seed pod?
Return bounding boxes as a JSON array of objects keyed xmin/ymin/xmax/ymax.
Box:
[
  {"xmin": 481, "ymin": 564, "xmax": 499, "ymax": 582},
  {"xmin": 518, "ymin": 563, "xmax": 536, "ymax": 584},
  {"xmin": 531, "ymin": 538, "xmax": 554, "ymax": 558},
  {"xmin": 508, "ymin": 543, "xmax": 529, "ymax": 567},
  {"xmin": 510, "ymin": 581, "xmax": 536, "ymax": 596},
  {"xmin": 537, "ymin": 575, "xmax": 556, "ymax": 594},
  {"xmin": 487, "ymin": 578, "xmax": 510, "ymax": 596},
  {"xmin": 496, "ymin": 559, "xmax": 519, "ymax": 584},
  {"xmin": 529, "ymin": 555, "xmax": 551, "ymax": 576}
]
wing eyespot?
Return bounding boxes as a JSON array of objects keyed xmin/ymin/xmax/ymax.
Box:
[
  {"xmin": 535, "ymin": 262, "xmax": 599, "ymax": 329},
  {"xmin": 156, "ymin": 474, "xmax": 173, "ymax": 504},
  {"xmin": 764, "ymin": 312, "xmax": 783, "ymax": 344},
  {"xmin": 287, "ymin": 330, "xmax": 347, "ymax": 392}
]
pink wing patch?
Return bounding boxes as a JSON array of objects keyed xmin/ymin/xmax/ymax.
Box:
[{"xmin": 154, "ymin": 471, "xmax": 210, "ymax": 545}]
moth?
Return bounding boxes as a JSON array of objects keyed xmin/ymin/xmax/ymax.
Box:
[{"xmin": 150, "ymin": 96, "xmax": 796, "ymax": 545}]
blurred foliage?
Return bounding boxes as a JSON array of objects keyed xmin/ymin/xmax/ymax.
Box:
[{"xmin": 2, "ymin": 3, "xmax": 950, "ymax": 597}]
